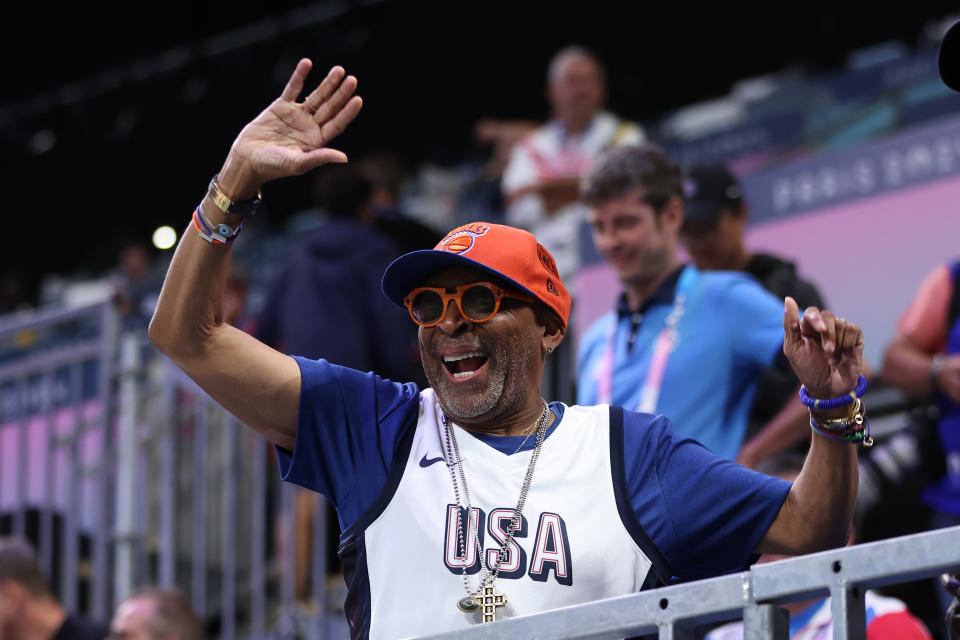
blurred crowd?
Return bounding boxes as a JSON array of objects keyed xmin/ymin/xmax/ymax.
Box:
[
  {"xmin": 1, "ymin": 42, "xmax": 959, "ymax": 640},
  {"xmin": 0, "ymin": 537, "xmax": 201, "ymax": 640}
]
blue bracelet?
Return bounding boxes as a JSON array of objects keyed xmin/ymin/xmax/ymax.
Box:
[
  {"xmin": 194, "ymin": 202, "xmax": 243, "ymax": 244},
  {"xmin": 799, "ymin": 374, "xmax": 867, "ymax": 410}
]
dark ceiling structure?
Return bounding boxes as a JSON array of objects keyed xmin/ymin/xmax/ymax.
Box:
[{"xmin": 2, "ymin": 0, "xmax": 957, "ymax": 297}]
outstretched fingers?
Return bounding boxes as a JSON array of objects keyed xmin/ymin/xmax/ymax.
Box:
[
  {"xmin": 302, "ymin": 66, "xmax": 347, "ymax": 114},
  {"xmin": 312, "ymin": 74, "xmax": 358, "ymax": 126},
  {"xmin": 289, "ymin": 95, "xmax": 362, "ymax": 176},
  {"xmin": 280, "ymin": 58, "xmax": 314, "ymax": 102},
  {"xmin": 318, "ymin": 95, "xmax": 363, "ymax": 146}
]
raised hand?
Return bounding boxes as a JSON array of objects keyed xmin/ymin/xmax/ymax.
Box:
[
  {"xmin": 219, "ymin": 59, "xmax": 363, "ymax": 197},
  {"xmin": 783, "ymin": 297, "xmax": 864, "ymax": 399}
]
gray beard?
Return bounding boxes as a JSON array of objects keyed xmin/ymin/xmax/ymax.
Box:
[{"xmin": 423, "ymin": 331, "xmax": 540, "ymax": 423}]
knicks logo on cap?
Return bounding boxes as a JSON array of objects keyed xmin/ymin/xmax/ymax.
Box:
[
  {"xmin": 536, "ymin": 244, "xmax": 559, "ymax": 278},
  {"xmin": 438, "ymin": 223, "xmax": 490, "ymax": 254}
]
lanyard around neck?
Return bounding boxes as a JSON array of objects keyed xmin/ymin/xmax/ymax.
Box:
[{"xmin": 595, "ymin": 267, "xmax": 697, "ymax": 412}]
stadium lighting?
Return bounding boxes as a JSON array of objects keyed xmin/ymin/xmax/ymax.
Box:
[{"xmin": 152, "ymin": 225, "xmax": 177, "ymax": 250}]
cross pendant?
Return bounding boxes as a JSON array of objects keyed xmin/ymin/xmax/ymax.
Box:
[{"xmin": 477, "ymin": 583, "xmax": 507, "ymax": 623}]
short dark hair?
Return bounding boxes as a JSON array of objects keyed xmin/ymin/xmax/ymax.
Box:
[
  {"xmin": 124, "ymin": 588, "xmax": 202, "ymax": 640},
  {"xmin": 581, "ymin": 144, "xmax": 684, "ymax": 213},
  {"xmin": 0, "ymin": 537, "xmax": 52, "ymax": 597},
  {"xmin": 532, "ymin": 301, "xmax": 565, "ymax": 337}
]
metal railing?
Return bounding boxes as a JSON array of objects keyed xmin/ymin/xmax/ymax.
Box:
[
  {"xmin": 0, "ymin": 303, "xmax": 350, "ymax": 638},
  {"xmin": 141, "ymin": 349, "xmax": 347, "ymax": 638},
  {"xmin": 420, "ymin": 525, "xmax": 960, "ymax": 640},
  {"xmin": 0, "ymin": 301, "xmax": 117, "ymax": 618}
]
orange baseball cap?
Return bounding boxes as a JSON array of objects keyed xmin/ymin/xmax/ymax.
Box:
[{"xmin": 382, "ymin": 222, "xmax": 571, "ymax": 329}]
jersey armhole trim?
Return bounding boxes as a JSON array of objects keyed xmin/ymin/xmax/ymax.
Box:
[{"xmin": 609, "ymin": 405, "xmax": 674, "ymax": 589}]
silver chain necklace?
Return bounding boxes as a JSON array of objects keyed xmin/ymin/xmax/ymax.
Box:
[
  {"xmin": 442, "ymin": 400, "xmax": 550, "ymax": 623},
  {"xmin": 510, "ymin": 418, "xmax": 539, "ymax": 455}
]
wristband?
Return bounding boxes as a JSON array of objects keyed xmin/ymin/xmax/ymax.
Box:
[
  {"xmin": 798, "ymin": 375, "xmax": 868, "ymax": 410},
  {"xmin": 207, "ymin": 174, "xmax": 262, "ymax": 216},
  {"xmin": 809, "ymin": 397, "xmax": 873, "ymax": 446},
  {"xmin": 192, "ymin": 205, "xmax": 243, "ymax": 245}
]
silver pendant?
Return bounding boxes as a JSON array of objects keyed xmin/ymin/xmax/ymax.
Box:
[{"xmin": 457, "ymin": 596, "xmax": 479, "ymax": 613}]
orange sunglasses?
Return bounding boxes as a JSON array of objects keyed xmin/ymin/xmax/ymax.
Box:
[{"xmin": 403, "ymin": 282, "xmax": 534, "ymax": 327}]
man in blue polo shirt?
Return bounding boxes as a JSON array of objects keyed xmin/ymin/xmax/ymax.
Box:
[{"xmin": 577, "ymin": 144, "xmax": 809, "ymax": 462}]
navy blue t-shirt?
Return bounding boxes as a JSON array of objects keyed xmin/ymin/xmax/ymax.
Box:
[{"xmin": 278, "ymin": 357, "xmax": 791, "ymax": 579}]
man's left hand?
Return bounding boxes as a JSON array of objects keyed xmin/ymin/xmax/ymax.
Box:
[{"xmin": 783, "ymin": 297, "xmax": 864, "ymax": 398}]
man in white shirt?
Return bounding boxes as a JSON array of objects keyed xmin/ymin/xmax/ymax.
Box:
[{"xmin": 501, "ymin": 46, "xmax": 643, "ymax": 285}]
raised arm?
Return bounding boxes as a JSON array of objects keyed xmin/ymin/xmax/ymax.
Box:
[
  {"xmin": 148, "ymin": 60, "xmax": 363, "ymax": 451},
  {"xmin": 756, "ymin": 297, "xmax": 863, "ymax": 554}
]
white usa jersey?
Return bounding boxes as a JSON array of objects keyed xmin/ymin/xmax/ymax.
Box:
[{"xmin": 338, "ymin": 389, "xmax": 670, "ymax": 639}]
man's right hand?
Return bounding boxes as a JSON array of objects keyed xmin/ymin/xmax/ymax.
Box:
[
  {"xmin": 149, "ymin": 60, "xmax": 362, "ymax": 453},
  {"xmin": 217, "ymin": 59, "xmax": 363, "ymax": 202}
]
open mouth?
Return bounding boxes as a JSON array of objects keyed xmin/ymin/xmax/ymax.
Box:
[{"xmin": 442, "ymin": 352, "xmax": 489, "ymax": 380}]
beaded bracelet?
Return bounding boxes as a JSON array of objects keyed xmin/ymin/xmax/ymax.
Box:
[
  {"xmin": 809, "ymin": 419, "xmax": 872, "ymax": 445},
  {"xmin": 192, "ymin": 203, "xmax": 244, "ymax": 245},
  {"xmin": 808, "ymin": 397, "xmax": 873, "ymax": 446},
  {"xmin": 798, "ymin": 374, "xmax": 868, "ymax": 410},
  {"xmin": 809, "ymin": 417, "xmax": 873, "ymax": 446}
]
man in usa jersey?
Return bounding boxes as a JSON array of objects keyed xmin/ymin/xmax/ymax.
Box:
[{"xmin": 150, "ymin": 59, "xmax": 866, "ymax": 639}]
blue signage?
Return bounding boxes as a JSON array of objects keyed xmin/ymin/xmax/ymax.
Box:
[{"xmin": 744, "ymin": 113, "xmax": 960, "ymax": 222}]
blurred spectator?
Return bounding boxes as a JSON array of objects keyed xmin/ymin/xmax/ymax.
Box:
[
  {"xmin": 112, "ymin": 243, "xmax": 160, "ymax": 330},
  {"xmin": 256, "ymin": 163, "xmax": 423, "ymax": 386},
  {"xmin": 474, "ymin": 119, "xmax": 540, "ymax": 181},
  {"xmin": 881, "ymin": 260, "xmax": 960, "ymax": 618},
  {"xmin": 0, "ymin": 536, "xmax": 109, "ymax": 640},
  {"xmin": 456, "ymin": 119, "xmax": 540, "ymax": 225},
  {"xmin": 577, "ymin": 144, "xmax": 808, "ymax": 462},
  {"xmin": 680, "ymin": 164, "xmax": 825, "ymax": 309},
  {"xmin": 680, "ymin": 163, "xmax": 826, "ymax": 464},
  {"xmin": 706, "ymin": 455, "xmax": 933, "ymax": 640},
  {"xmin": 502, "ymin": 45, "xmax": 643, "ymax": 285},
  {"xmin": 108, "ymin": 589, "xmax": 201, "ymax": 640},
  {"xmin": 358, "ymin": 152, "xmax": 442, "ymax": 254}
]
